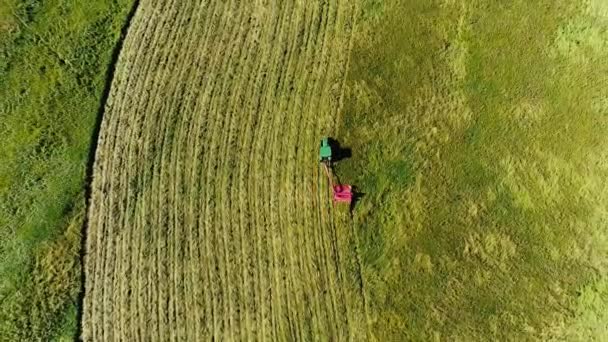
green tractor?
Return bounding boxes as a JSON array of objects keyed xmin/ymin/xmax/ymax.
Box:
[{"xmin": 319, "ymin": 137, "xmax": 332, "ymax": 164}]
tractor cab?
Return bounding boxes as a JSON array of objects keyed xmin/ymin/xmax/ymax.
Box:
[{"xmin": 319, "ymin": 138, "xmax": 332, "ymax": 163}]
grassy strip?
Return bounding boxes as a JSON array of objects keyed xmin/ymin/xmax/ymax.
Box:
[
  {"xmin": 0, "ymin": 0, "xmax": 133, "ymax": 340},
  {"xmin": 338, "ymin": 0, "xmax": 608, "ymax": 340}
]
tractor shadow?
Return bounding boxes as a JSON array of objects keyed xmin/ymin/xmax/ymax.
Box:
[
  {"xmin": 350, "ymin": 187, "xmax": 365, "ymax": 213},
  {"xmin": 327, "ymin": 137, "xmax": 351, "ymax": 162},
  {"xmin": 326, "ymin": 138, "xmax": 363, "ymax": 212}
]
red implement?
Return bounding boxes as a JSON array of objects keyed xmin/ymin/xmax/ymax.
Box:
[{"xmin": 333, "ymin": 185, "xmax": 353, "ymax": 203}]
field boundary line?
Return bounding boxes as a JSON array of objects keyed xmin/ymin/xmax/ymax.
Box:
[{"xmin": 79, "ymin": 1, "xmax": 141, "ymax": 340}]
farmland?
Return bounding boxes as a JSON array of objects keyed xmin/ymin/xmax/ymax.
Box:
[
  {"xmin": 1, "ymin": 0, "xmax": 607, "ymax": 340},
  {"xmin": 82, "ymin": 0, "xmax": 366, "ymax": 340},
  {"xmin": 84, "ymin": 0, "xmax": 608, "ymax": 340}
]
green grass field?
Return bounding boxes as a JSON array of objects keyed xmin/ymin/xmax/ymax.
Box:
[
  {"xmin": 1, "ymin": 0, "xmax": 607, "ymax": 340},
  {"xmin": 338, "ymin": 0, "xmax": 608, "ymax": 339},
  {"xmin": 0, "ymin": 0, "xmax": 134, "ymax": 340}
]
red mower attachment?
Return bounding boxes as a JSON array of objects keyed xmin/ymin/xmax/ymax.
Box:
[{"xmin": 332, "ymin": 185, "xmax": 353, "ymax": 203}]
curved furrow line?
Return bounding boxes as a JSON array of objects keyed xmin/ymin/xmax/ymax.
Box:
[
  {"xmin": 215, "ymin": 10, "xmax": 264, "ymax": 340},
  {"xmin": 194, "ymin": 3, "xmax": 244, "ymax": 336},
  {"xmin": 104, "ymin": 66, "xmax": 149, "ymax": 341},
  {"xmin": 246, "ymin": 0, "xmax": 328, "ymax": 336},
  {"xmin": 122, "ymin": 2, "xmax": 192, "ymax": 339},
  {"xmin": 141, "ymin": 11, "xmax": 198, "ymax": 342},
  {"xmin": 315, "ymin": 2, "xmax": 361, "ymax": 337},
  {"xmin": 93, "ymin": 0, "xmax": 188, "ymax": 339},
  {"xmin": 211, "ymin": 32, "xmax": 255, "ymax": 341},
  {"xmin": 180, "ymin": 27, "xmax": 218, "ymax": 340},
  {"xmin": 301, "ymin": 1, "xmax": 342, "ymax": 336},
  {"xmin": 287, "ymin": 2, "xmax": 329, "ymax": 338},
  {"xmin": 152, "ymin": 1, "xmax": 207, "ymax": 339},
  {"xmin": 112, "ymin": 1, "xmax": 203, "ymax": 337},
  {"xmin": 178, "ymin": 0, "xmax": 235, "ymax": 337},
  {"xmin": 153, "ymin": 16, "xmax": 219, "ymax": 341},
  {"xmin": 265, "ymin": 3, "xmax": 311, "ymax": 338},
  {"xmin": 172, "ymin": 3, "xmax": 219, "ymax": 339},
  {"xmin": 231, "ymin": 14, "xmax": 269, "ymax": 338},
  {"xmin": 214, "ymin": 14, "xmax": 259, "ymax": 341},
  {"xmin": 189, "ymin": 1, "xmax": 245, "ymax": 337},
  {"xmin": 261, "ymin": 3, "xmax": 305, "ymax": 338},
  {"xmin": 164, "ymin": 17, "xmax": 210, "ymax": 342},
  {"xmin": 136, "ymin": 3, "xmax": 201, "ymax": 340},
  {"xmin": 130, "ymin": 11, "xmax": 197, "ymax": 342},
  {"xmin": 184, "ymin": 1, "xmax": 231, "ymax": 337},
  {"xmin": 110, "ymin": 92, "xmax": 140, "ymax": 341},
  {"xmin": 83, "ymin": 3, "xmax": 156, "ymax": 339},
  {"xmin": 196, "ymin": 1, "xmax": 248, "ymax": 337},
  {"xmin": 227, "ymin": 6, "xmax": 276, "ymax": 339},
  {"xmin": 205, "ymin": 8, "xmax": 252, "ymax": 340},
  {"xmin": 259, "ymin": 1, "xmax": 300, "ymax": 339},
  {"xmin": 241, "ymin": 2, "xmax": 287, "ymax": 340},
  {"xmin": 280, "ymin": 3, "xmax": 322, "ymax": 339},
  {"xmin": 96, "ymin": 1, "xmax": 182, "ymax": 339}
]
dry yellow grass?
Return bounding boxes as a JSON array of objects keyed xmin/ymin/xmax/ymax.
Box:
[{"xmin": 82, "ymin": 0, "xmax": 366, "ymax": 340}]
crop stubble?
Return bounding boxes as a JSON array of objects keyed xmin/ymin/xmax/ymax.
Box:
[{"xmin": 82, "ymin": 0, "xmax": 366, "ymax": 340}]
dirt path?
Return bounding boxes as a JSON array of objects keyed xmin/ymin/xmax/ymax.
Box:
[{"xmin": 82, "ymin": 0, "xmax": 365, "ymax": 340}]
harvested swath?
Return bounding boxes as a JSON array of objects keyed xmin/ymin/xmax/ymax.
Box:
[{"xmin": 82, "ymin": 0, "xmax": 366, "ymax": 340}]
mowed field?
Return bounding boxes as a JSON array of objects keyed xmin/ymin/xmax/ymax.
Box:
[
  {"xmin": 79, "ymin": 0, "xmax": 608, "ymax": 340},
  {"xmin": 82, "ymin": 0, "xmax": 366, "ymax": 341}
]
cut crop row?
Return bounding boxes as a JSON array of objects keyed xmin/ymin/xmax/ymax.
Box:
[{"xmin": 83, "ymin": 1, "xmax": 365, "ymax": 340}]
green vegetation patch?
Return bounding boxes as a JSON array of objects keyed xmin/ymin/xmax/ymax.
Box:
[
  {"xmin": 0, "ymin": 0, "xmax": 134, "ymax": 340},
  {"xmin": 338, "ymin": 0, "xmax": 608, "ymax": 340}
]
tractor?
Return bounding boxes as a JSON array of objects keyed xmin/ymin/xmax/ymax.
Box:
[{"xmin": 319, "ymin": 137, "xmax": 353, "ymax": 203}]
